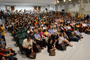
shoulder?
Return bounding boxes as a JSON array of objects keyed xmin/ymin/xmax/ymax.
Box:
[
  {"xmin": 23, "ymin": 39, "xmax": 27, "ymax": 42},
  {"xmin": 1, "ymin": 27, "xmax": 4, "ymax": 29}
]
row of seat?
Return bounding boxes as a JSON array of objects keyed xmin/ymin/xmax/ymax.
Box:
[{"xmin": 12, "ymin": 28, "xmax": 28, "ymax": 53}]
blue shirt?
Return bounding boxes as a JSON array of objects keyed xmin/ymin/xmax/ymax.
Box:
[
  {"xmin": 0, "ymin": 34, "xmax": 2, "ymax": 39},
  {"xmin": 75, "ymin": 31, "xmax": 81, "ymax": 35},
  {"xmin": 48, "ymin": 29, "xmax": 54, "ymax": 34},
  {"xmin": 34, "ymin": 34, "xmax": 41, "ymax": 39},
  {"xmin": 87, "ymin": 24, "xmax": 90, "ymax": 26}
]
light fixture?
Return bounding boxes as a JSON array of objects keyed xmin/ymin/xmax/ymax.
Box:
[
  {"xmin": 78, "ymin": 0, "xmax": 80, "ymax": 4},
  {"xmin": 57, "ymin": 0, "xmax": 59, "ymax": 3},
  {"xmin": 69, "ymin": 0, "xmax": 71, "ymax": 1},
  {"xmin": 63, "ymin": 0, "xmax": 66, "ymax": 2}
]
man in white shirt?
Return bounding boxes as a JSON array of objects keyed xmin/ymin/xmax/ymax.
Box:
[{"xmin": 22, "ymin": 37, "xmax": 33, "ymax": 57}]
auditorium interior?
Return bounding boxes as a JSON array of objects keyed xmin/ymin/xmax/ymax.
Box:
[{"xmin": 0, "ymin": 0, "xmax": 90, "ymax": 60}]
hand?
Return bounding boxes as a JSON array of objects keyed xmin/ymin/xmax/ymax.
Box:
[
  {"xmin": 31, "ymin": 50, "xmax": 33, "ymax": 52},
  {"xmin": 34, "ymin": 42, "xmax": 36, "ymax": 44},
  {"xmin": 0, "ymin": 39, "xmax": 1, "ymax": 41},
  {"xmin": 42, "ymin": 36, "xmax": 45, "ymax": 38},
  {"xmin": 10, "ymin": 53, "xmax": 14, "ymax": 55},
  {"xmin": 5, "ymin": 31, "xmax": 7, "ymax": 33},
  {"xmin": 28, "ymin": 47, "xmax": 30, "ymax": 50},
  {"xmin": 40, "ymin": 39, "xmax": 42, "ymax": 41}
]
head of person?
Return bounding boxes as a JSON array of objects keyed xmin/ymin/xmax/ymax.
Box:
[
  {"xmin": 72, "ymin": 30, "xmax": 75, "ymax": 33},
  {"xmin": 28, "ymin": 27, "xmax": 31, "ymax": 30},
  {"xmin": 0, "ymin": 25, "xmax": 1, "ymax": 28},
  {"xmin": 54, "ymin": 26, "xmax": 56, "ymax": 29},
  {"xmin": 48, "ymin": 37, "xmax": 53, "ymax": 43},
  {"xmin": 45, "ymin": 29, "xmax": 47, "ymax": 32},
  {"xmin": 0, "ymin": 46, "xmax": 3, "ymax": 52},
  {"xmin": 29, "ymin": 32, "xmax": 33, "ymax": 36},
  {"xmin": 27, "ymin": 37, "xmax": 31, "ymax": 42},
  {"xmin": 68, "ymin": 24, "xmax": 70, "ymax": 26},
  {"xmin": 63, "ymin": 32, "xmax": 66, "ymax": 36},
  {"xmin": 35, "ymin": 30, "xmax": 38, "ymax": 34},
  {"xmin": 76, "ymin": 29, "xmax": 79, "ymax": 31},
  {"xmin": 40, "ymin": 29, "xmax": 43, "ymax": 32},
  {"xmin": 49, "ymin": 26, "xmax": 52, "ymax": 29},
  {"xmin": 59, "ymin": 33, "xmax": 63, "ymax": 37}
]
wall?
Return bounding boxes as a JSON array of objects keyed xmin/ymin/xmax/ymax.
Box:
[
  {"xmin": 0, "ymin": 0, "xmax": 56, "ymax": 4},
  {"xmin": 86, "ymin": 3, "xmax": 90, "ymax": 11},
  {"xmin": 15, "ymin": 5, "xmax": 34, "ymax": 11},
  {"xmin": 0, "ymin": 5, "xmax": 5, "ymax": 11},
  {"xmin": 0, "ymin": 2, "xmax": 90, "ymax": 15},
  {"xmin": 58, "ymin": 5, "xmax": 65, "ymax": 11}
]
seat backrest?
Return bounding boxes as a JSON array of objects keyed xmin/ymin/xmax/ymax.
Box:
[
  {"xmin": 19, "ymin": 27, "xmax": 24, "ymax": 31},
  {"xmin": 15, "ymin": 31, "xmax": 21, "ymax": 35},
  {"xmin": 19, "ymin": 36, "xmax": 26, "ymax": 45}
]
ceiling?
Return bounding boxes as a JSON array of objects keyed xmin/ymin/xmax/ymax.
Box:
[
  {"xmin": 0, "ymin": 0, "xmax": 89, "ymax": 6},
  {"xmin": 0, "ymin": 0, "xmax": 56, "ymax": 5}
]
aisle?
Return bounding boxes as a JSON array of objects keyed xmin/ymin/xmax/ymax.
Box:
[{"xmin": 5, "ymin": 32, "xmax": 90, "ymax": 60}]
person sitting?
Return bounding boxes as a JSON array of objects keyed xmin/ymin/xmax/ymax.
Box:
[
  {"xmin": 24, "ymin": 25, "xmax": 28, "ymax": 31},
  {"xmin": 0, "ymin": 46, "xmax": 17, "ymax": 60},
  {"xmin": 27, "ymin": 27, "xmax": 33, "ymax": 34},
  {"xmin": 47, "ymin": 37, "xmax": 56, "ymax": 55},
  {"xmin": 75, "ymin": 29, "xmax": 83, "ymax": 38},
  {"xmin": 43, "ymin": 25, "xmax": 47, "ymax": 30},
  {"xmin": 0, "ymin": 56, "xmax": 6, "ymax": 60},
  {"xmin": 39, "ymin": 29, "xmax": 47, "ymax": 47},
  {"xmin": 58, "ymin": 33, "xmax": 73, "ymax": 47},
  {"xmin": 56, "ymin": 26, "xmax": 61, "ymax": 32},
  {"xmin": 48, "ymin": 26, "xmax": 56, "ymax": 44},
  {"xmin": 60, "ymin": 25, "xmax": 66, "ymax": 32},
  {"xmin": 67, "ymin": 24, "xmax": 72, "ymax": 31},
  {"xmin": 29, "ymin": 32, "xmax": 39, "ymax": 52},
  {"xmin": 63, "ymin": 32, "xmax": 69, "ymax": 40},
  {"xmin": 34, "ymin": 30, "xmax": 46, "ymax": 49},
  {"xmin": 44, "ymin": 29, "xmax": 51, "ymax": 37},
  {"xmin": 39, "ymin": 29, "xmax": 45, "ymax": 37},
  {"xmin": 0, "ymin": 34, "xmax": 3, "ymax": 48},
  {"xmin": 53, "ymin": 26, "xmax": 58, "ymax": 34},
  {"xmin": 22, "ymin": 37, "xmax": 33, "ymax": 57},
  {"xmin": 85, "ymin": 26, "xmax": 90, "ymax": 34},
  {"xmin": 48, "ymin": 26, "xmax": 54, "ymax": 35},
  {"xmin": 0, "ymin": 25, "xmax": 7, "ymax": 45},
  {"xmin": 69, "ymin": 30, "xmax": 80, "ymax": 41}
]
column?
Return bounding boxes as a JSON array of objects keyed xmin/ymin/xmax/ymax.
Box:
[
  {"xmin": 47, "ymin": 5, "xmax": 50, "ymax": 11},
  {"xmin": 55, "ymin": 0, "xmax": 58, "ymax": 12},
  {"xmin": 79, "ymin": 0, "xmax": 86, "ymax": 14},
  {"xmin": 55, "ymin": 4, "xmax": 58, "ymax": 11},
  {"xmin": 65, "ymin": 0, "xmax": 69, "ymax": 12}
]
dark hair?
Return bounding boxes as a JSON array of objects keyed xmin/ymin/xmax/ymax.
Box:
[
  {"xmin": 29, "ymin": 32, "xmax": 33, "ymax": 34},
  {"xmin": 27, "ymin": 37, "xmax": 30, "ymax": 40},
  {"xmin": 48, "ymin": 37, "xmax": 52, "ymax": 43},
  {"xmin": 0, "ymin": 46, "xmax": 2, "ymax": 49},
  {"xmin": 59, "ymin": 33, "xmax": 63, "ymax": 36}
]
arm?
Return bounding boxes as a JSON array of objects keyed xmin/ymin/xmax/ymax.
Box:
[{"xmin": 22, "ymin": 40, "xmax": 28, "ymax": 49}]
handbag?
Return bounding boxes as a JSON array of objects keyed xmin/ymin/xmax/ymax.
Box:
[
  {"xmin": 56, "ymin": 43, "xmax": 66, "ymax": 51},
  {"xmin": 36, "ymin": 45, "xmax": 41, "ymax": 52},
  {"xmin": 29, "ymin": 52, "xmax": 36, "ymax": 59},
  {"xmin": 49, "ymin": 50, "xmax": 55, "ymax": 56}
]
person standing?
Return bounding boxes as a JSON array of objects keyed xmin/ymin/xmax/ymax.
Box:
[{"xmin": 0, "ymin": 25, "xmax": 7, "ymax": 45}]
